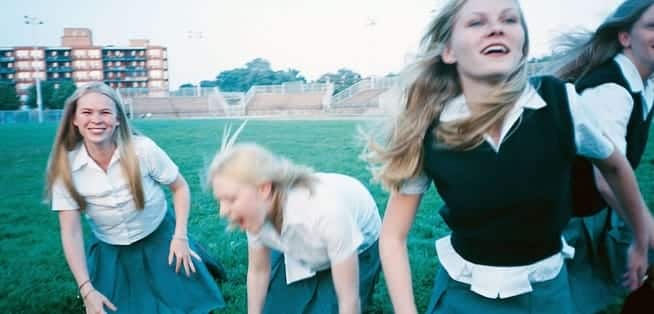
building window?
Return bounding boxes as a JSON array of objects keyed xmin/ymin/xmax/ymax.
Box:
[{"xmin": 65, "ymin": 73, "xmax": 71, "ymax": 78}]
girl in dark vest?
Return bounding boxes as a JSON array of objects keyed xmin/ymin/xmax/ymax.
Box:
[
  {"xmin": 364, "ymin": 0, "xmax": 651, "ymax": 313},
  {"xmin": 552, "ymin": 1, "xmax": 654, "ymax": 313}
]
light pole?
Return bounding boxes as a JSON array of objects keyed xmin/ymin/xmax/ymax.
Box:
[
  {"xmin": 24, "ymin": 15, "xmax": 44, "ymax": 123},
  {"xmin": 186, "ymin": 30, "xmax": 204, "ymax": 96}
]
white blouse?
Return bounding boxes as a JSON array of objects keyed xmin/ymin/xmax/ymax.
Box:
[{"xmin": 51, "ymin": 136, "xmax": 179, "ymax": 245}]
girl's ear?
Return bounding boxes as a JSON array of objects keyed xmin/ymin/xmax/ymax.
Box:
[
  {"xmin": 441, "ymin": 44, "xmax": 457, "ymax": 64},
  {"xmin": 618, "ymin": 31, "xmax": 632, "ymax": 49},
  {"xmin": 258, "ymin": 181, "xmax": 273, "ymax": 200}
]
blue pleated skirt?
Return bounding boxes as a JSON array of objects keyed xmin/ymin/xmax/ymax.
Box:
[
  {"xmin": 262, "ymin": 240, "xmax": 380, "ymax": 314},
  {"xmin": 86, "ymin": 211, "xmax": 226, "ymax": 313}
]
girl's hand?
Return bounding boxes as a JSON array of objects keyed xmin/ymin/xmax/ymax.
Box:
[
  {"xmin": 82, "ymin": 286, "xmax": 117, "ymax": 314},
  {"xmin": 168, "ymin": 235, "xmax": 201, "ymax": 277}
]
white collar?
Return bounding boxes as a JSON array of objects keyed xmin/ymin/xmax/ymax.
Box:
[
  {"xmin": 614, "ymin": 53, "xmax": 654, "ymax": 113},
  {"xmin": 70, "ymin": 142, "xmax": 121, "ymax": 171},
  {"xmin": 439, "ymin": 84, "xmax": 545, "ymax": 122},
  {"xmin": 614, "ymin": 53, "xmax": 647, "ymax": 93}
]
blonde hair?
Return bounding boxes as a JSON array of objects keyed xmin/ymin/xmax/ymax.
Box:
[
  {"xmin": 552, "ymin": 0, "xmax": 654, "ymax": 81},
  {"xmin": 363, "ymin": 0, "xmax": 530, "ymax": 190},
  {"xmin": 207, "ymin": 124, "xmax": 316, "ymax": 230},
  {"xmin": 45, "ymin": 82, "xmax": 145, "ymax": 210}
]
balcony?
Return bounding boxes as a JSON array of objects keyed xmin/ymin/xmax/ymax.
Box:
[
  {"xmin": 0, "ymin": 56, "xmax": 15, "ymax": 62},
  {"xmin": 102, "ymin": 56, "xmax": 146, "ymax": 62},
  {"xmin": 104, "ymin": 67, "xmax": 127, "ymax": 72},
  {"xmin": 0, "ymin": 68, "xmax": 16, "ymax": 74},
  {"xmin": 47, "ymin": 67, "xmax": 73, "ymax": 73},
  {"xmin": 47, "ymin": 76, "xmax": 74, "ymax": 81},
  {"xmin": 0, "ymin": 78, "xmax": 16, "ymax": 84},
  {"xmin": 46, "ymin": 55, "xmax": 72, "ymax": 62}
]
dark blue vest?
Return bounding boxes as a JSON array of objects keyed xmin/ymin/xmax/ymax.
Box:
[
  {"xmin": 571, "ymin": 60, "xmax": 654, "ymax": 216},
  {"xmin": 423, "ymin": 76, "xmax": 575, "ymax": 266}
]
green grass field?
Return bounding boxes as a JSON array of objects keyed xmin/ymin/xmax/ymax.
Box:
[{"xmin": 1, "ymin": 119, "xmax": 652, "ymax": 313}]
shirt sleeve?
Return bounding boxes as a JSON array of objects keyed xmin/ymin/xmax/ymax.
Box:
[
  {"xmin": 51, "ymin": 179, "xmax": 80, "ymax": 211},
  {"xmin": 398, "ymin": 172, "xmax": 431, "ymax": 195},
  {"xmin": 565, "ymin": 83, "xmax": 615, "ymax": 159},
  {"xmin": 576, "ymin": 83, "xmax": 633, "ymax": 155},
  {"xmin": 319, "ymin": 202, "xmax": 364, "ymax": 264},
  {"xmin": 139, "ymin": 137, "xmax": 179, "ymax": 184}
]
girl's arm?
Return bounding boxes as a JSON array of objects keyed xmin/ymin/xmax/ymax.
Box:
[
  {"xmin": 58, "ymin": 210, "xmax": 116, "ymax": 313},
  {"xmin": 167, "ymin": 174, "xmax": 200, "ymax": 276},
  {"xmin": 592, "ymin": 151, "xmax": 651, "ymax": 290},
  {"xmin": 380, "ymin": 192, "xmax": 423, "ymax": 314},
  {"xmin": 331, "ymin": 253, "xmax": 360, "ymax": 314},
  {"xmin": 247, "ymin": 244, "xmax": 271, "ymax": 314}
]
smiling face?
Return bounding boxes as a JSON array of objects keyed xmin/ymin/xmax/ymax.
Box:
[
  {"xmin": 441, "ymin": 0, "xmax": 526, "ymax": 83},
  {"xmin": 211, "ymin": 174, "xmax": 271, "ymax": 233},
  {"xmin": 72, "ymin": 92, "xmax": 120, "ymax": 149},
  {"xmin": 620, "ymin": 4, "xmax": 654, "ymax": 78}
]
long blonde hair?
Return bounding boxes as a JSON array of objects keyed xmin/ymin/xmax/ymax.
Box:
[
  {"xmin": 552, "ymin": 0, "xmax": 654, "ymax": 81},
  {"xmin": 363, "ymin": 0, "xmax": 530, "ymax": 190},
  {"xmin": 207, "ymin": 124, "xmax": 316, "ymax": 231},
  {"xmin": 45, "ymin": 82, "xmax": 144, "ymax": 210}
]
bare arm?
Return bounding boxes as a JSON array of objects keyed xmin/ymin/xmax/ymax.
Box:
[
  {"xmin": 247, "ymin": 245, "xmax": 271, "ymax": 314},
  {"xmin": 592, "ymin": 150, "xmax": 650, "ymax": 289},
  {"xmin": 380, "ymin": 191, "xmax": 423, "ymax": 314},
  {"xmin": 168, "ymin": 174, "xmax": 190, "ymax": 237},
  {"xmin": 58, "ymin": 210, "xmax": 116, "ymax": 313},
  {"xmin": 593, "ymin": 167, "xmax": 654, "ymax": 249},
  {"xmin": 331, "ymin": 253, "xmax": 360, "ymax": 314}
]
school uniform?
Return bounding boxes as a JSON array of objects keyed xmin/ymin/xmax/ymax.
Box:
[
  {"xmin": 564, "ymin": 53, "xmax": 654, "ymax": 314},
  {"xmin": 400, "ymin": 76, "xmax": 614, "ymax": 314},
  {"xmin": 51, "ymin": 135, "xmax": 225, "ymax": 314},
  {"xmin": 246, "ymin": 172, "xmax": 382, "ymax": 314}
]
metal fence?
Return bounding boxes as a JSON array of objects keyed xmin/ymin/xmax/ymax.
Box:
[{"xmin": 0, "ymin": 109, "xmax": 63, "ymax": 124}]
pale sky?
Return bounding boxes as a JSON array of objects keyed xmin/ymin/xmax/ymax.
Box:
[{"xmin": 2, "ymin": 0, "xmax": 623, "ymax": 89}]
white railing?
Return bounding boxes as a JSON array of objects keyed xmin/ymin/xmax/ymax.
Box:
[{"xmin": 332, "ymin": 76, "xmax": 399, "ymax": 104}]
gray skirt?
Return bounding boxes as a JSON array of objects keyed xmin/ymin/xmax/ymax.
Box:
[
  {"xmin": 262, "ymin": 240, "xmax": 380, "ymax": 314},
  {"xmin": 426, "ymin": 266, "xmax": 574, "ymax": 314},
  {"xmin": 564, "ymin": 208, "xmax": 654, "ymax": 314},
  {"xmin": 87, "ymin": 211, "xmax": 226, "ymax": 314}
]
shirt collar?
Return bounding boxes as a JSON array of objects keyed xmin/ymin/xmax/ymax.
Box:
[
  {"xmin": 614, "ymin": 53, "xmax": 647, "ymax": 94},
  {"xmin": 614, "ymin": 53, "xmax": 654, "ymax": 111},
  {"xmin": 439, "ymin": 83, "xmax": 545, "ymax": 122},
  {"xmin": 70, "ymin": 142, "xmax": 121, "ymax": 172}
]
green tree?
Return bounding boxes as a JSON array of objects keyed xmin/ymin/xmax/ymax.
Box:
[
  {"xmin": 0, "ymin": 83, "xmax": 20, "ymax": 110},
  {"xmin": 26, "ymin": 80, "xmax": 76, "ymax": 109},
  {"xmin": 317, "ymin": 68, "xmax": 362, "ymax": 94},
  {"xmin": 179, "ymin": 83, "xmax": 195, "ymax": 89},
  {"xmin": 214, "ymin": 58, "xmax": 305, "ymax": 92},
  {"xmin": 26, "ymin": 81, "xmax": 55, "ymax": 109},
  {"xmin": 48, "ymin": 81, "xmax": 77, "ymax": 109}
]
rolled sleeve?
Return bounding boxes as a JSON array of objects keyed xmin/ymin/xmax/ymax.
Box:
[
  {"xmin": 566, "ymin": 83, "xmax": 615, "ymax": 159},
  {"xmin": 139, "ymin": 137, "xmax": 179, "ymax": 184},
  {"xmin": 398, "ymin": 172, "xmax": 431, "ymax": 195},
  {"xmin": 51, "ymin": 179, "xmax": 80, "ymax": 211}
]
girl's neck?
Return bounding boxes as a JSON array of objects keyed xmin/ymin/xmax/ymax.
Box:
[
  {"xmin": 84, "ymin": 141, "xmax": 116, "ymax": 171},
  {"xmin": 459, "ymin": 75, "xmax": 502, "ymax": 114},
  {"xmin": 624, "ymin": 50, "xmax": 654, "ymax": 81}
]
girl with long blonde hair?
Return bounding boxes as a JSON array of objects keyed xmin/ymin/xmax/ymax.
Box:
[
  {"xmin": 45, "ymin": 82, "xmax": 225, "ymax": 314},
  {"xmin": 364, "ymin": 0, "xmax": 651, "ymax": 312},
  {"xmin": 206, "ymin": 125, "xmax": 381, "ymax": 314}
]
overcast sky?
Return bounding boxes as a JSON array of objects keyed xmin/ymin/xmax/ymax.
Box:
[{"xmin": 2, "ymin": 0, "xmax": 624, "ymax": 88}]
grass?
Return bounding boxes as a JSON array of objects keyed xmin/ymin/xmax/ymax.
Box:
[{"xmin": 0, "ymin": 119, "xmax": 652, "ymax": 313}]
